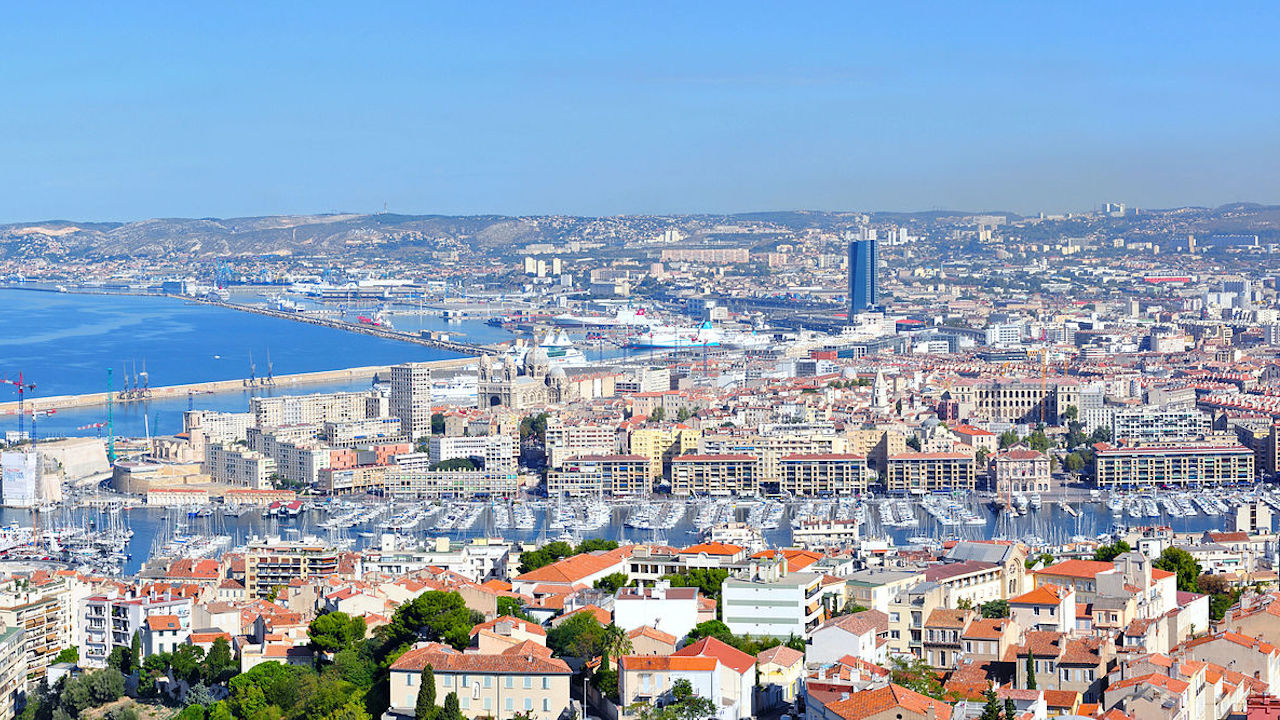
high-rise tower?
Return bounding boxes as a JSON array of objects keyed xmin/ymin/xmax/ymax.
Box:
[{"xmin": 848, "ymin": 236, "xmax": 879, "ymax": 316}]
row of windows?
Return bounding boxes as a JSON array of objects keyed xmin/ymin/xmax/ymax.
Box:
[{"xmin": 409, "ymin": 673, "xmax": 552, "ymax": 691}]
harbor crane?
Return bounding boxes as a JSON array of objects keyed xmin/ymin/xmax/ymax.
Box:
[
  {"xmin": 77, "ymin": 422, "xmax": 107, "ymax": 436},
  {"xmin": 1, "ymin": 373, "xmax": 36, "ymax": 438}
]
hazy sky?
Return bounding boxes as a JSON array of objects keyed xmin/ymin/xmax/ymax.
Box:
[{"xmin": 3, "ymin": 2, "xmax": 1278, "ymax": 222}]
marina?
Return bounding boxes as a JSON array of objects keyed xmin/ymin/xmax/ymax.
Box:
[{"xmin": 2, "ymin": 485, "xmax": 1269, "ymax": 578}]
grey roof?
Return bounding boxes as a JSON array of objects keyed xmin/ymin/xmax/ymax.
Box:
[{"xmin": 945, "ymin": 541, "xmax": 1014, "ymax": 565}]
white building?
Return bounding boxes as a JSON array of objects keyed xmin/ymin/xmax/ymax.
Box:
[
  {"xmin": 428, "ymin": 435, "xmax": 518, "ymax": 473},
  {"xmin": 390, "ymin": 362, "xmax": 433, "ymax": 441},
  {"xmin": 721, "ymin": 573, "xmax": 824, "ymax": 639},
  {"xmin": 612, "ymin": 584, "xmax": 700, "ymax": 642},
  {"xmin": 82, "ymin": 592, "xmax": 194, "ymax": 668},
  {"xmin": 808, "ymin": 609, "xmax": 889, "ymax": 666},
  {"xmin": 205, "ymin": 443, "xmax": 276, "ymax": 488}
]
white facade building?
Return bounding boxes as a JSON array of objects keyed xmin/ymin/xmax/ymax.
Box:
[{"xmin": 721, "ymin": 573, "xmax": 824, "ymax": 639}]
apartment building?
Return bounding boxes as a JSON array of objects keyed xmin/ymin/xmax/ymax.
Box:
[
  {"xmin": 670, "ymin": 454, "xmax": 760, "ymax": 496},
  {"xmin": 205, "ymin": 443, "xmax": 276, "ymax": 488},
  {"xmin": 244, "ymin": 539, "xmax": 341, "ymax": 599},
  {"xmin": 0, "ymin": 627, "xmax": 26, "ymax": 720},
  {"xmin": 701, "ymin": 429, "xmax": 847, "ymax": 484},
  {"xmin": 182, "ymin": 410, "xmax": 254, "ymax": 453},
  {"xmin": 1093, "ymin": 442, "xmax": 1255, "ymax": 487},
  {"xmin": 778, "ymin": 454, "xmax": 868, "ymax": 495},
  {"xmin": 321, "ymin": 417, "xmax": 406, "ymax": 447},
  {"xmin": 389, "ymin": 468, "xmax": 519, "ymax": 498},
  {"xmin": 884, "ymin": 452, "xmax": 976, "ymax": 493},
  {"xmin": 247, "ymin": 429, "xmax": 332, "ymax": 485},
  {"xmin": 82, "ymin": 592, "xmax": 193, "ymax": 668},
  {"xmin": 429, "ymin": 434, "xmax": 519, "ymax": 473},
  {"xmin": 546, "ymin": 455, "xmax": 649, "ymax": 496},
  {"xmin": 0, "ymin": 576, "xmax": 71, "ymax": 682},
  {"xmin": 721, "ymin": 572, "xmax": 824, "ymax": 638},
  {"xmin": 390, "ymin": 362, "xmax": 433, "ymax": 441},
  {"xmin": 544, "ymin": 419, "xmax": 618, "ymax": 468},
  {"xmin": 1111, "ymin": 406, "xmax": 1212, "ymax": 442},
  {"xmin": 251, "ymin": 391, "xmax": 376, "ymax": 427},
  {"xmin": 388, "ymin": 645, "xmax": 571, "ymax": 720},
  {"xmin": 626, "ymin": 425, "xmax": 701, "ymax": 479}
]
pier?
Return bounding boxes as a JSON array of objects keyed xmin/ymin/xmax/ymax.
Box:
[
  {"xmin": 0, "ymin": 357, "xmax": 477, "ymax": 413},
  {"xmin": 191, "ymin": 298, "xmax": 499, "ymax": 356}
]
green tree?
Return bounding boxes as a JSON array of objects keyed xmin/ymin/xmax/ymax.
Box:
[
  {"xmin": 979, "ymin": 600, "xmax": 1010, "ymax": 619},
  {"xmin": 905, "ymin": 435, "xmax": 922, "ymax": 451},
  {"xmin": 207, "ymin": 702, "xmax": 234, "ymax": 720},
  {"xmin": 431, "ymin": 413, "xmax": 445, "ymax": 434},
  {"xmin": 129, "ymin": 631, "xmax": 141, "ymax": 676},
  {"xmin": 1064, "ymin": 452, "xmax": 1085, "ymax": 472},
  {"xmin": 685, "ymin": 620, "xmax": 735, "ymax": 646},
  {"xmin": 547, "ymin": 611, "xmax": 608, "ymax": 659},
  {"xmin": 53, "ymin": 646, "xmax": 79, "ymax": 665},
  {"xmin": 839, "ymin": 601, "xmax": 869, "ymax": 616},
  {"xmin": 998, "ymin": 430, "xmax": 1020, "ymax": 449},
  {"xmin": 1004, "ymin": 697, "xmax": 1017, "ymax": 720},
  {"xmin": 416, "ymin": 664, "xmax": 437, "ymax": 720},
  {"xmin": 889, "ymin": 656, "xmax": 945, "ymax": 700},
  {"xmin": 202, "ymin": 636, "xmax": 236, "ymax": 685},
  {"xmin": 676, "ymin": 407, "xmax": 692, "ymax": 422},
  {"xmin": 576, "ymin": 539, "xmax": 619, "ymax": 554},
  {"xmin": 594, "ymin": 573, "xmax": 630, "ymax": 594},
  {"xmin": 980, "ymin": 688, "xmax": 1002, "ymax": 720},
  {"xmin": 601, "ymin": 623, "xmax": 633, "ymax": 661},
  {"xmin": 496, "ymin": 596, "xmax": 534, "ymax": 621},
  {"xmin": 1154, "ymin": 547, "xmax": 1202, "ymax": 592},
  {"xmin": 333, "ymin": 644, "xmax": 377, "ymax": 688},
  {"xmin": 175, "ymin": 707, "xmax": 206, "ymax": 720},
  {"xmin": 517, "ymin": 541, "xmax": 575, "ymax": 573},
  {"xmin": 1026, "ymin": 652, "xmax": 1037, "ymax": 690},
  {"xmin": 107, "ymin": 646, "xmax": 128, "ymax": 675},
  {"xmin": 639, "ymin": 678, "xmax": 717, "ymax": 720},
  {"xmin": 594, "ymin": 653, "xmax": 619, "ymax": 703},
  {"xmin": 1093, "ymin": 540, "xmax": 1131, "ymax": 562},
  {"xmin": 429, "ymin": 458, "xmax": 477, "ymax": 471},
  {"xmin": 661, "ymin": 568, "xmax": 730, "ymax": 600},
  {"xmin": 169, "ymin": 644, "xmax": 206, "ymax": 686},
  {"xmin": 310, "ymin": 611, "xmax": 369, "ymax": 657},
  {"xmin": 649, "ymin": 407, "xmax": 665, "ymax": 422},
  {"xmin": 439, "ymin": 692, "xmax": 463, "ymax": 720}
]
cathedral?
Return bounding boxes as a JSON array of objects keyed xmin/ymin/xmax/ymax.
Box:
[{"xmin": 477, "ymin": 345, "xmax": 570, "ymax": 410}]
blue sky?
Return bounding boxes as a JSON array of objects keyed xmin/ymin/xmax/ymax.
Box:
[{"xmin": 2, "ymin": 2, "xmax": 1278, "ymax": 221}]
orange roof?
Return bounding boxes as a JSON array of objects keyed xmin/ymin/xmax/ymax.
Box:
[
  {"xmin": 627, "ymin": 626, "xmax": 677, "ymax": 645},
  {"xmin": 679, "ymin": 542, "xmax": 743, "ymax": 556},
  {"xmin": 825, "ymin": 684, "xmax": 953, "ymax": 720},
  {"xmin": 470, "ymin": 615, "xmax": 547, "ymax": 637},
  {"xmin": 515, "ymin": 548, "xmax": 630, "ymax": 584},
  {"xmin": 1151, "ymin": 568, "xmax": 1175, "ymax": 580},
  {"xmin": 674, "ymin": 636, "xmax": 756, "ymax": 675},
  {"xmin": 1037, "ymin": 559, "xmax": 1115, "ymax": 579},
  {"xmin": 619, "ymin": 655, "xmax": 717, "ymax": 672},
  {"xmin": 1109, "ymin": 673, "xmax": 1190, "ymax": 694},
  {"xmin": 145, "ymin": 615, "xmax": 181, "ymax": 631},
  {"xmin": 1011, "ymin": 583, "xmax": 1069, "ymax": 605}
]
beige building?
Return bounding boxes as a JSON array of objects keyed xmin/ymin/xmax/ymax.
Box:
[
  {"xmin": 0, "ymin": 626, "xmax": 26, "ymax": 720},
  {"xmin": 946, "ymin": 379, "xmax": 1080, "ymax": 424},
  {"xmin": 0, "ymin": 576, "xmax": 71, "ymax": 682},
  {"xmin": 992, "ymin": 447, "xmax": 1052, "ymax": 494},
  {"xmin": 885, "ymin": 452, "xmax": 976, "ymax": 493},
  {"xmin": 388, "ymin": 645, "xmax": 571, "ymax": 720},
  {"xmin": 1093, "ymin": 442, "xmax": 1255, "ymax": 487},
  {"xmin": 778, "ymin": 454, "xmax": 868, "ymax": 495},
  {"xmin": 547, "ymin": 455, "xmax": 649, "ymax": 496},
  {"xmin": 244, "ymin": 538, "xmax": 341, "ymax": 599},
  {"xmin": 544, "ymin": 419, "xmax": 618, "ymax": 469},
  {"xmin": 670, "ymin": 454, "xmax": 759, "ymax": 496},
  {"xmin": 205, "ymin": 443, "xmax": 276, "ymax": 488},
  {"xmin": 627, "ymin": 425, "xmax": 701, "ymax": 479}
]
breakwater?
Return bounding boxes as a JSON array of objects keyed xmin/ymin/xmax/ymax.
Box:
[{"xmin": 0, "ymin": 357, "xmax": 476, "ymax": 413}]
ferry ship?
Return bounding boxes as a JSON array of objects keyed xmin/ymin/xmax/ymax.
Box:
[{"xmin": 624, "ymin": 321, "xmax": 723, "ymax": 350}]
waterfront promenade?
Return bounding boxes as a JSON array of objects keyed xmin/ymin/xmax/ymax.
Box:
[{"xmin": 0, "ymin": 357, "xmax": 476, "ymax": 413}]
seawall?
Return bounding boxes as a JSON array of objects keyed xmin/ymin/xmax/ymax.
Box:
[{"xmin": 0, "ymin": 357, "xmax": 476, "ymax": 413}]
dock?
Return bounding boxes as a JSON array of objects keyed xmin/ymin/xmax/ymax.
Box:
[
  {"xmin": 191, "ymin": 298, "xmax": 498, "ymax": 356},
  {"xmin": 0, "ymin": 357, "xmax": 477, "ymax": 413}
]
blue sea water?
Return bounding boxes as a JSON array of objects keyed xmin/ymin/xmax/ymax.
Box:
[{"xmin": 0, "ymin": 288, "xmax": 469, "ymax": 437}]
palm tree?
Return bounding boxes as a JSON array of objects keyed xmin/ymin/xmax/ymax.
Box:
[{"xmin": 602, "ymin": 623, "xmax": 633, "ymax": 661}]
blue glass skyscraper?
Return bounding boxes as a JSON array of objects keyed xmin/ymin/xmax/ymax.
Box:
[{"xmin": 848, "ymin": 238, "xmax": 878, "ymax": 315}]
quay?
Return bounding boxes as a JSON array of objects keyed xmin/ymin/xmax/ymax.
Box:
[
  {"xmin": 190, "ymin": 298, "xmax": 498, "ymax": 356},
  {"xmin": 0, "ymin": 357, "xmax": 477, "ymax": 413}
]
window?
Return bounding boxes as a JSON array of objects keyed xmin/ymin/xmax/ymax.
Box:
[
  {"xmin": 524, "ymin": 698, "xmax": 533, "ymax": 711},
  {"xmin": 542, "ymin": 677, "xmax": 550, "ymax": 690},
  {"xmin": 543, "ymin": 699, "xmax": 551, "ymax": 712},
  {"xmin": 506, "ymin": 676, "xmax": 514, "ymax": 689},
  {"xmin": 408, "ymin": 674, "xmax": 416, "ymax": 686},
  {"xmin": 484, "ymin": 676, "xmax": 492, "ymax": 689},
  {"xmin": 506, "ymin": 699, "xmax": 514, "ymax": 711},
  {"xmin": 444, "ymin": 675, "xmax": 454, "ymax": 688},
  {"xmin": 484, "ymin": 698, "xmax": 493, "ymax": 711},
  {"xmin": 461, "ymin": 697, "xmax": 470, "ymax": 710},
  {"xmin": 524, "ymin": 676, "xmax": 533, "ymax": 689},
  {"xmin": 462, "ymin": 675, "xmax": 470, "ymax": 688}
]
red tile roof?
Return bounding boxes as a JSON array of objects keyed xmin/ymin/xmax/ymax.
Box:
[
  {"xmin": 673, "ymin": 636, "xmax": 756, "ymax": 675},
  {"xmin": 825, "ymin": 684, "xmax": 953, "ymax": 720}
]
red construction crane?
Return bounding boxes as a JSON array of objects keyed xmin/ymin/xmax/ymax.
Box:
[
  {"xmin": 77, "ymin": 422, "xmax": 107, "ymax": 436},
  {"xmin": 1, "ymin": 373, "xmax": 35, "ymax": 438}
]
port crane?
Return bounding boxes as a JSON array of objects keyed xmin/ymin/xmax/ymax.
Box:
[
  {"xmin": 77, "ymin": 422, "xmax": 107, "ymax": 436},
  {"xmin": 27, "ymin": 408, "xmax": 55, "ymax": 553},
  {"xmin": 1, "ymin": 373, "xmax": 36, "ymax": 438}
]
